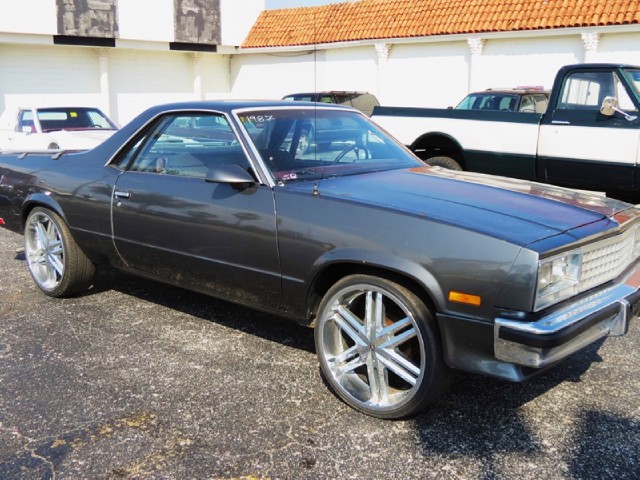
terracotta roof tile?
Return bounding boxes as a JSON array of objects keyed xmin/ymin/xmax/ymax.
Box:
[{"xmin": 242, "ymin": 0, "xmax": 640, "ymax": 48}]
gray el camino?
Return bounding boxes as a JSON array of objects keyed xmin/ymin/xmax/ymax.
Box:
[{"xmin": 0, "ymin": 101, "xmax": 639, "ymax": 419}]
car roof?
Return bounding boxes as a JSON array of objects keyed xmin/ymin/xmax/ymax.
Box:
[{"xmin": 138, "ymin": 100, "xmax": 352, "ymax": 116}]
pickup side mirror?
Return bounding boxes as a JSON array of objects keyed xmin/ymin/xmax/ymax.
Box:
[
  {"xmin": 600, "ymin": 96, "xmax": 618, "ymax": 116},
  {"xmin": 205, "ymin": 164, "xmax": 256, "ymax": 187},
  {"xmin": 600, "ymin": 96, "xmax": 638, "ymax": 121}
]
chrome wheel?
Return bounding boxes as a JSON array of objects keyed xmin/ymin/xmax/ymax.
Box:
[
  {"xmin": 24, "ymin": 207, "xmax": 96, "ymax": 297},
  {"xmin": 25, "ymin": 210, "xmax": 65, "ymax": 291},
  {"xmin": 316, "ymin": 276, "xmax": 446, "ymax": 418}
]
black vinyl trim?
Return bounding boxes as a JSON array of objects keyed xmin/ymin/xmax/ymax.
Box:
[
  {"xmin": 464, "ymin": 150, "xmax": 537, "ymax": 180},
  {"xmin": 372, "ymin": 105, "xmax": 542, "ymax": 124},
  {"xmin": 169, "ymin": 42, "xmax": 217, "ymax": 52},
  {"xmin": 540, "ymin": 155, "xmax": 638, "ymax": 192},
  {"xmin": 53, "ymin": 35, "xmax": 116, "ymax": 47}
]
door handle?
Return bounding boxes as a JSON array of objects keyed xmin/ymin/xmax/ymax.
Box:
[
  {"xmin": 551, "ymin": 120, "xmax": 571, "ymax": 125},
  {"xmin": 114, "ymin": 191, "xmax": 131, "ymax": 199}
]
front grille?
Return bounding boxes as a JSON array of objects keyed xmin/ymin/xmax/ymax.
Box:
[{"xmin": 581, "ymin": 227, "xmax": 637, "ymax": 291}]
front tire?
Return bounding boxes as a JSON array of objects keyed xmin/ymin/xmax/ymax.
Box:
[
  {"xmin": 24, "ymin": 207, "xmax": 96, "ymax": 297},
  {"xmin": 315, "ymin": 275, "xmax": 449, "ymax": 419}
]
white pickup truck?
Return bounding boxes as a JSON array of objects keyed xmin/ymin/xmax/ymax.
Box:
[
  {"xmin": 371, "ymin": 63, "xmax": 640, "ymax": 201},
  {"xmin": 0, "ymin": 106, "xmax": 118, "ymax": 152}
]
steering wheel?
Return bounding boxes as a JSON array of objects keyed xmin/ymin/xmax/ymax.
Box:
[{"xmin": 333, "ymin": 145, "xmax": 370, "ymax": 163}]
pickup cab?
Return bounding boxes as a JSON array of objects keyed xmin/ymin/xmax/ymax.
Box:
[
  {"xmin": 371, "ymin": 64, "xmax": 640, "ymax": 201},
  {"xmin": 0, "ymin": 106, "xmax": 118, "ymax": 152}
]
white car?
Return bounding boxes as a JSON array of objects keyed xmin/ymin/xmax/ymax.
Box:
[{"xmin": 0, "ymin": 106, "xmax": 118, "ymax": 151}]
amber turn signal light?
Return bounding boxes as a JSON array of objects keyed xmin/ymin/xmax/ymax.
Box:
[{"xmin": 448, "ymin": 291, "xmax": 481, "ymax": 306}]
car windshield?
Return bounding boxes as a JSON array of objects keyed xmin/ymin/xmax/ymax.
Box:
[
  {"xmin": 33, "ymin": 107, "xmax": 117, "ymax": 132},
  {"xmin": 236, "ymin": 108, "xmax": 421, "ymax": 183}
]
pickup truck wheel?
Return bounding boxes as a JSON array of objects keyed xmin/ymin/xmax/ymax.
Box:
[
  {"xmin": 426, "ymin": 156, "xmax": 462, "ymax": 170},
  {"xmin": 315, "ymin": 275, "xmax": 449, "ymax": 419},
  {"xmin": 24, "ymin": 207, "xmax": 96, "ymax": 297}
]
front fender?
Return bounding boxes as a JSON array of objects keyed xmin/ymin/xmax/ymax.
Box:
[{"xmin": 308, "ymin": 247, "xmax": 446, "ymax": 311}]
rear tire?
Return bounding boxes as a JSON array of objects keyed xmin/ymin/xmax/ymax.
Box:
[
  {"xmin": 315, "ymin": 275, "xmax": 449, "ymax": 419},
  {"xmin": 24, "ymin": 207, "xmax": 96, "ymax": 297},
  {"xmin": 426, "ymin": 156, "xmax": 462, "ymax": 170}
]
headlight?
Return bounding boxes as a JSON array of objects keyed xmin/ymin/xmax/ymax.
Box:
[{"xmin": 535, "ymin": 251, "xmax": 582, "ymax": 311}]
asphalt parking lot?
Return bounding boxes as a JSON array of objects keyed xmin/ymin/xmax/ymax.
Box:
[{"xmin": 1, "ymin": 226, "xmax": 639, "ymax": 480}]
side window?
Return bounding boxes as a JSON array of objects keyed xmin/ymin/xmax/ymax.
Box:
[
  {"xmin": 533, "ymin": 94, "xmax": 549, "ymax": 113},
  {"xmin": 498, "ymin": 96, "xmax": 517, "ymax": 111},
  {"xmin": 558, "ymin": 71, "xmax": 614, "ymax": 110},
  {"xmin": 615, "ymin": 73, "xmax": 637, "ymax": 112},
  {"xmin": 87, "ymin": 110, "xmax": 112, "ymax": 128},
  {"xmin": 16, "ymin": 110, "xmax": 35, "ymax": 133},
  {"xmin": 519, "ymin": 95, "xmax": 535, "ymax": 112},
  {"xmin": 121, "ymin": 113, "xmax": 248, "ymax": 178}
]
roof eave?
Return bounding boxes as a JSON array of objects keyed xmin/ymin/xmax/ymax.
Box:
[{"xmin": 238, "ymin": 24, "xmax": 640, "ymax": 54}]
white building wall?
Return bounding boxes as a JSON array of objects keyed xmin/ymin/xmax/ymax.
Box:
[
  {"xmin": 230, "ymin": 51, "xmax": 319, "ymax": 100},
  {"xmin": 384, "ymin": 42, "xmax": 469, "ymax": 108},
  {"xmin": 109, "ymin": 49, "xmax": 232, "ymax": 122},
  {"xmin": 109, "ymin": 49, "xmax": 194, "ymax": 123},
  {"xmin": 118, "ymin": 0, "xmax": 175, "ymax": 42},
  {"xmin": 320, "ymin": 46, "xmax": 378, "ymax": 93},
  {"xmin": 599, "ymin": 32, "xmax": 640, "ymax": 65},
  {"xmin": 0, "ymin": 0, "xmax": 56, "ymax": 35},
  {"xmin": 220, "ymin": 0, "xmax": 265, "ymax": 47},
  {"xmin": 0, "ymin": 43, "xmax": 233, "ymax": 126},
  {"xmin": 0, "ymin": 0, "xmax": 265, "ymax": 44},
  {"xmin": 476, "ymin": 36, "xmax": 581, "ymax": 92},
  {"xmin": 203, "ymin": 55, "xmax": 233, "ymax": 100},
  {"xmin": 0, "ymin": 44, "xmax": 104, "ymax": 129}
]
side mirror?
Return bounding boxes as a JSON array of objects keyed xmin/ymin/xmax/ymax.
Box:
[
  {"xmin": 600, "ymin": 96, "xmax": 617, "ymax": 116},
  {"xmin": 205, "ymin": 164, "xmax": 256, "ymax": 187},
  {"xmin": 21, "ymin": 126, "xmax": 33, "ymax": 134},
  {"xmin": 600, "ymin": 96, "xmax": 638, "ymax": 121}
]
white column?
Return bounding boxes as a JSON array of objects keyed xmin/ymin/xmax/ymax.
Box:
[
  {"xmin": 581, "ymin": 32, "xmax": 600, "ymax": 63},
  {"xmin": 467, "ymin": 37, "xmax": 485, "ymax": 92},
  {"xmin": 375, "ymin": 43, "xmax": 391, "ymax": 100},
  {"xmin": 191, "ymin": 52, "xmax": 204, "ymax": 100},
  {"xmin": 97, "ymin": 48, "xmax": 113, "ymax": 117}
]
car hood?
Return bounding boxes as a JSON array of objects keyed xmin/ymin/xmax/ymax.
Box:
[{"xmin": 302, "ymin": 166, "xmax": 634, "ymax": 246}]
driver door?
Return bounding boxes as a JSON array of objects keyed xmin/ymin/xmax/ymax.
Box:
[
  {"xmin": 537, "ymin": 68, "xmax": 640, "ymax": 192},
  {"xmin": 110, "ymin": 112, "xmax": 282, "ymax": 309}
]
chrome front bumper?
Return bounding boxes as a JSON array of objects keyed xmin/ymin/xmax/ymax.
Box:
[{"xmin": 494, "ymin": 266, "xmax": 640, "ymax": 368}]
